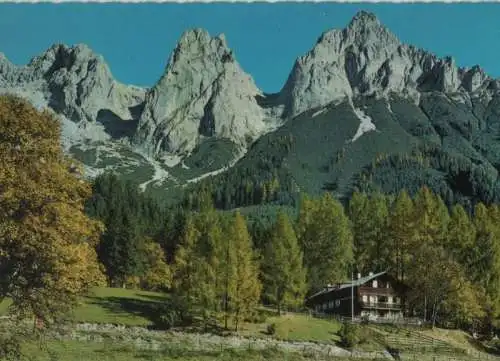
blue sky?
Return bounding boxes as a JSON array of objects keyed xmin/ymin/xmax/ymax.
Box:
[{"xmin": 0, "ymin": 3, "xmax": 500, "ymax": 93}]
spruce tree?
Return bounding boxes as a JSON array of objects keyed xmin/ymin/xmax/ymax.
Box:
[{"xmin": 98, "ymin": 209, "xmax": 145, "ymax": 287}]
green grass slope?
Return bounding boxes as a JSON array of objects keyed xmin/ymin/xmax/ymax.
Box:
[{"xmin": 183, "ymin": 92, "xmax": 500, "ymax": 211}]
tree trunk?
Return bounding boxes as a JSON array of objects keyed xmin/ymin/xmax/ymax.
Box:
[
  {"xmin": 432, "ymin": 299, "xmax": 439, "ymax": 329},
  {"xmin": 234, "ymin": 309, "xmax": 240, "ymax": 332},
  {"xmin": 424, "ymin": 295, "xmax": 427, "ymax": 322},
  {"xmin": 224, "ymin": 293, "xmax": 228, "ymax": 330}
]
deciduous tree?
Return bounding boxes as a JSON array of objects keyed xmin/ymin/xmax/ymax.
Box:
[{"xmin": 0, "ymin": 95, "xmax": 105, "ymax": 324}]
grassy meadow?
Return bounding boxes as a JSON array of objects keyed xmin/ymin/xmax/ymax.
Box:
[{"xmin": 1, "ymin": 287, "xmax": 498, "ymax": 361}]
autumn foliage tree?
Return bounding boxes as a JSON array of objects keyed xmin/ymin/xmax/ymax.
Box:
[{"xmin": 0, "ymin": 95, "xmax": 105, "ymax": 324}]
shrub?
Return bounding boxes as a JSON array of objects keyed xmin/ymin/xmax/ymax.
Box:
[
  {"xmin": 0, "ymin": 335, "xmax": 22, "ymax": 361},
  {"xmin": 267, "ymin": 323, "xmax": 277, "ymax": 335},
  {"xmin": 338, "ymin": 321, "xmax": 359, "ymax": 349},
  {"xmin": 244, "ymin": 311, "xmax": 267, "ymax": 324}
]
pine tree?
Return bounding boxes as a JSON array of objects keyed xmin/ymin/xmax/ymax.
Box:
[{"xmin": 263, "ymin": 212, "xmax": 306, "ymax": 315}]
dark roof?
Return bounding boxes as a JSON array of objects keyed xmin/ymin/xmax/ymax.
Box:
[{"xmin": 307, "ymin": 271, "xmax": 387, "ymax": 300}]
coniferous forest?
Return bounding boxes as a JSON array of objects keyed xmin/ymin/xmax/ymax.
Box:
[{"xmin": 85, "ymin": 168, "xmax": 500, "ymax": 334}]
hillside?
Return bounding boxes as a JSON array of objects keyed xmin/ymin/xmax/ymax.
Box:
[{"xmin": 188, "ymin": 91, "xmax": 500, "ymax": 210}]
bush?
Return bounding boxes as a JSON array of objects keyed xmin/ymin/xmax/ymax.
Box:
[
  {"xmin": 0, "ymin": 335, "xmax": 22, "ymax": 361},
  {"xmin": 267, "ymin": 323, "xmax": 276, "ymax": 335},
  {"xmin": 244, "ymin": 311, "xmax": 267, "ymax": 324},
  {"xmin": 338, "ymin": 321, "xmax": 359, "ymax": 349},
  {"xmin": 156, "ymin": 301, "xmax": 185, "ymax": 329}
]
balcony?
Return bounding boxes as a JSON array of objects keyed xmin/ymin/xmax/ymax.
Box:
[
  {"xmin": 358, "ymin": 286, "xmax": 398, "ymax": 296},
  {"xmin": 359, "ymin": 301, "xmax": 402, "ymax": 310}
]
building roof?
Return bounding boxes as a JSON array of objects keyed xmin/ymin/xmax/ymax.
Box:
[{"xmin": 307, "ymin": 271, "xmax": 387, "ymax": 301}]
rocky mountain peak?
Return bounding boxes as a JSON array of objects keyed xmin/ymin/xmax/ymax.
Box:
[
  {"xmin": 24, "ymin": 44, "xmax": 102, "ymax": 82},
  {"xmin": 346, "ymin": 11, "xmax": 384, "ymax": 35},
  {"xmin": 163, "ymin": 29, "xmax": 234, "ymax": 82},
  {"xmin": 345, "ymin": 11, "xmax": 398, "ymax": 47},
  {"xmin": 279, "ymin": 11, "xmax": 497, "ymax": 119},
  {"xmin": 135, "ymin": 29, "xmax": 270, "ymax": 157},
  {"xmin": 0, "ymin": 43, "xmax": 146, "ymax": 139}
]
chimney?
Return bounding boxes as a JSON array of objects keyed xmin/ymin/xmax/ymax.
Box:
[
  {"xmin": 357, "ymin": 273, "xmax": 361, "ymax": 279},
  {"xmin": 369, "ymin": 271, "xmax": 374, "ymax": 276}
]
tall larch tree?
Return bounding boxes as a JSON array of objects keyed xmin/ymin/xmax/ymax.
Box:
[
  {"xmin": 387, "ymin": 189, "xmax": 415, "ymax": 281},
  {"xmin": 263, "ymin": 212, "xmax": 306, "ymax": 315},
  {"xmin": 0, "ymin": 95, "xmax": 105, "ymax": 324},
  {"xmin": 300, "ymin": 193, "xmax": 353, "ymax": 293},
  {"xmin": 348, "ymin": 192, "xmax": 371, "ymax": 273},
  {"xmin": 228, "ymin": 212, "xmax": 261, "ymax": 331},
  {"xmin": 366, "ymin": 192, "xmax": 390, "ymax": 272},
  {"xmin": 472, "ymin": 203, "xmax": 500, "ymax": 311},
  {"xmin": 447, "ymin": 204, "xmax": 476, "ymax": 270},
  {"xmin": 171, "ymin": 215, "xmax": 200, "ymax": 320}
]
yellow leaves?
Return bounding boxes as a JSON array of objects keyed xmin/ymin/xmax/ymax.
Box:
[
  {"xmin": 0, "ymin": 94, "xmax": 105, "ymax": 322},
  {"xmin": 141, "ymin": 240, "xmax": 172, "ymax": 291}
]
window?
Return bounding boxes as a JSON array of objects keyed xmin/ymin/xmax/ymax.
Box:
[
  {"xmin": 329, "ymin": 301, "xmax": 334, "ymax": 309},
  {"xmin": 386, "ymin": 282, "xmax": 390, "ymax": 289},
  {"xmin": 388, "ymin": 296, "xmax": 393, "ymax": 304},
  {"xmin": 372, "ymin": 280, "xmax": 378, "ymax": 288},
  {"xmin": 335, "ymin": 300, "xmax": 341, "ymax": 307},
  {"xmin": 394, "ymin": 297, "xmax": 399, "ymax": 304},
  {"xmin": 362, "ymin": 295, "xmax": 368, "ymax": 303}
]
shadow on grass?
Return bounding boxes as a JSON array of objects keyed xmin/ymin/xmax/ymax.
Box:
[
  {"xmin": 467, "ymin": 334, "xmax": 500, "ymax": 356},
  {"xmin": 87, "ymin": 293, "xmax": 171, "ymax": 329},
  {"xmin": 88, "ymin": 293, "xmax": 231, "ymax": 335}
]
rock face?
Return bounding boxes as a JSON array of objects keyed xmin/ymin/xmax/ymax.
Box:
[
  {"xmin": 0, "ymin": 44, "xmax": 146, "ymax": 130},
  {"xmin": 279, "ymin": 11, "xmax": 497, "ymax": 118},
  {"xmin": 135, "ymin": 29, "xmax": 269, "ymax": 156},
  {"xmin": 2, "ymin": 10, "xmax": 500, "ymax": 173}
]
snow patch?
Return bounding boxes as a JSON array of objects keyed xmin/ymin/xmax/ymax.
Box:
[
  {"xmin": 351, "ymin": 105, "xmax": 377, "ymax": 142},
  {"xmin": 160, "ymin": 154, "xmax": 182, "ymax": 168},
  {"xmin": 186, "ymin": 147, "xmax": 246, "ymax": 184},
  {"xmin": 139, "ymin": 159, "xmax": 171, "ymax": 192},
  {"xmin": 312, "ymin": 107, "xmax": 328, "ymax": 118},
  {"xmin": 387, "ymin": 102, "xmax": 393, "ymax": 114}
]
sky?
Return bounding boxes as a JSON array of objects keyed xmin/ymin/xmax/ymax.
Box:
[{"xmin": 0, "ymin": 3, "xmax": 500, "ymax": 93}]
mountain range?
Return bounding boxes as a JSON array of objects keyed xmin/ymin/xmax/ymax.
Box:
[{"xmin": 2, "ymin": 10, "xmax": 500, "ymax": 209}]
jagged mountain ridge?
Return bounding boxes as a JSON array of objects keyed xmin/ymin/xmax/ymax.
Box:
[
  {"xmin": 277, "ymin": 11, "xmax": 497, "ymax": 119},
  {"xmin": 134, "ymin": 29, "xmax": 277, "ymax": 158},
  {"xmin": 1, "ymin": 10, "xmax": 500, "ymax": 201}
]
